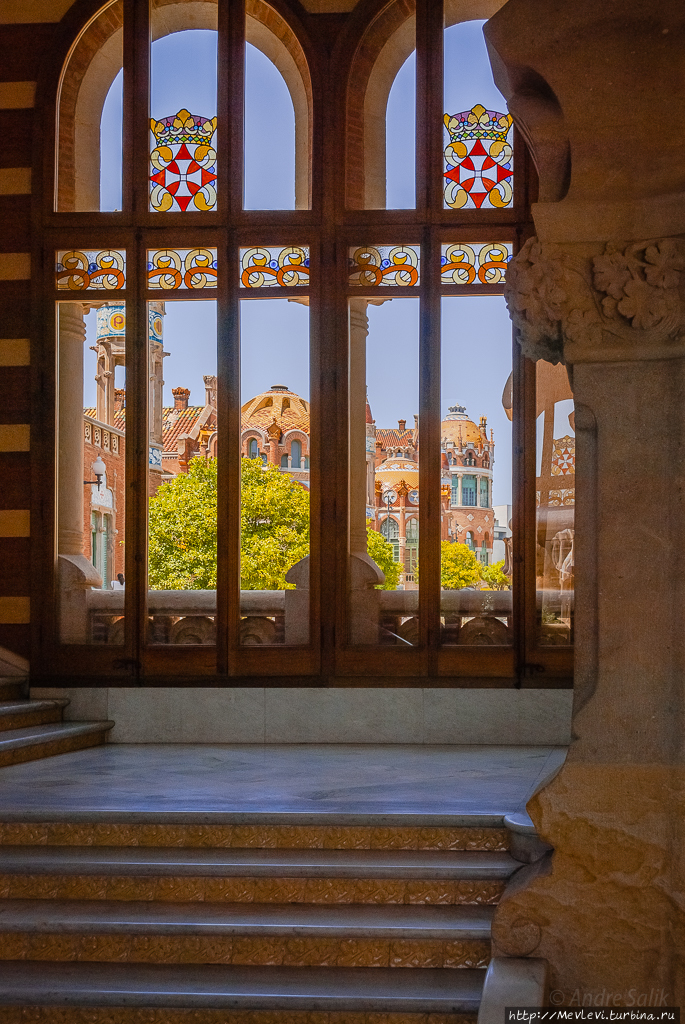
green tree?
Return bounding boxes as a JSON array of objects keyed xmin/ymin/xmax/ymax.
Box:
[
  {"xmin": 366, "ymin": 524, "xmax": 402, "ymax": 590},
  {"xmin": 479, "ymin": 559, "xmax": 511, "ymax": 590},
  {"xmin": 148, "ymin": 456, "xmax": 310, "ymax": 591},
  {"xmin": 439, "ymin": 541, "xmax": 482, "ymax": 590}
]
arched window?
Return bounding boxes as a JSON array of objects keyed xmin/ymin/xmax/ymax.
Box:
[
  {"xmin": 466, "ymin": 531, "xmax": 475, "ymax": 552},
  {"xmin": 280, "ymin": 454, "xmax": 289, "ymax": 468},
  {"xmin": 291, "ymin": 439, "xmax": 302, "ymax": 469},
  {"xmin": 249, "ymin": 438, "xmax": 259, "ymax": 459}
]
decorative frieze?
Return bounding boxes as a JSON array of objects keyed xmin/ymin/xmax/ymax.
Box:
[{"xmin": 505, "ymin": 235, "xmax": 685, "ymax": 364}]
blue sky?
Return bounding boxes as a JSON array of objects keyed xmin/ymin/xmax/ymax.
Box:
[{"xmin": 87, "ymin": 20, "xmax": 513, "ymax": 503}]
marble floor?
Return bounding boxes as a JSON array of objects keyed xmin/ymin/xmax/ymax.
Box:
[{"xmin": 0, "ymin": 744, "xmax": 567, "ymax": 824}]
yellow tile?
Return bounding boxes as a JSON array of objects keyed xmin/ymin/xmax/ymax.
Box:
[
  {"xmin": 0, "ymin": 424, "xmax": 29, "ymax": 452},
  {"xmin": 0, "ymin": 597, "xmax": 29, "ymax": 624},
  {"xmin": 0, "ymin": 338, "xmax": 29, "ymax": 364},
  {"xmin": 0, "ymin": 254, "xmax": 30, "ymax": 280},
  {"xmin": 0, "ymin": 510, "xmax": 29, "ymax": 537},
  {"xmin": 0, "ymin": 83, "xmax": 36, "ymax": 109}
]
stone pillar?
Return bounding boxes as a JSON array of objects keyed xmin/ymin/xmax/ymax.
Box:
[
  {"xmin": 485, "ymin": 0, "xmax": 685, "ymax": 1000},
  {"xmin": 58, "ymin": 303, "xmax": 102, "ymax": 642},
  {"xmin": 349, "ymin": 299, "xmax": 369, "ymax": 555}
]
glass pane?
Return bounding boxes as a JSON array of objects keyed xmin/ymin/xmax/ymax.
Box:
[
  {"xmin": 150, "ymin": 13, "xmax": 218, "ymax": 212},
  {"xmin": 147, "ymin": 248, "xmax": 217, "ymax": 291},
  {"xmin": 147, "ymin": 300, "xmax": 218, "ymax": 644},
  {"xmin": 56, "ymin": 0, "xmax": 123, "ymax": 212},
  {"xmin": 349, "ymin": 298, "xmax": 419, "ymax": 645},
  {"xmin": 443, "ymin": 20, "xmax": 513, "ymax": 210},
  {"xmin": 244, "ymin": 43, "xmax": 297, "ymax": 210},
  {"xmin": 56, "ymin": 249, "xmax": 126, "ymax": 291},
  {"xmin": 240, "ymin": 247, "xmax": 310, "ymax": 289},
  {"xmin": 57, "ymin": 300, "xmax": 126, "ymax": 643},
  {"xmin": 536, "ymin": 361, "xmax": 575, "ymax": 645},
  {"xmin": 349, "ymin": 246, "xmax": 420, "ymax": 288},
  {"xmin": 440, "ymin": 295, "xmax": 512, "ymax": 645},
  {"xmin": 440, "ymin": 243, "xmax": 511, "ymax": 286},
  {"xmin": 385, "ymin": 30, "xmax": 415, "ymax": 210},
  {"xmin": 240, "ymin": 298, "xmax": 310, "ymax": 645}
]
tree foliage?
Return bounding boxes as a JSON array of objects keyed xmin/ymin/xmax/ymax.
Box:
[
  {"xmin": 366, "ymin": 524, "xmax": 402, "ymax": 590},
  {"xmin": 479, "ymin": 559, "xmax": 511, "ymax": 590},
  {"xmin": 148, "ymin": 456, "xmax": 309, "ymax": 591},
  {"xmin": 439, "ymin": 541, "xmax": 482, "ymax": 590}
]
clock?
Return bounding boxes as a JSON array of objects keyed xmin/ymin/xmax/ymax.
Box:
[
  {"xmin": 383, "ymin": 489, "xmax": 398, "ymax": 505},
  {"xmin": 408, "ymin": 489, "xmax": 419, "ymax": 504}
]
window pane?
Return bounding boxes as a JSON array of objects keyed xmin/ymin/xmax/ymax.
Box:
[
  {"xmin": 536, "ymin": 361, "xmax": 575, "ymax": 646},
  {"xmin": 56, "ymin": 0, "xmax": 123, "ymax": 212},
  {"xmin": 150, "ymin": 17, "xmax": 218, "ymax": 213},
  {"xmin": 244, "ymin": 43, "xmax": 297, "ymax": 210},
  {"xmin": 385, "ymin": 45, "xmax": 415, "ymax": 210},
  {"xmin": 440, "ymin": 296, "xmax": 512, "ymax": 646},
  {"xmin": 147, "ymin": 248, "xmax": 218, "ymax": 290},
  {"xmin": 57, "ymin": 301, "xmax": 126, "ymax": 643},
  {"xmin": 349, "ymin": 246, "xmax": 420, "ymax": 288},
  {"xmin": 240, "ymin": 298, "xmax": 310, "ymax": 646},
  {"xmin": 147, "ymin": 300, "xmax": 218, "ymax": 644},
  {"xmin": 349, "ymin": 298, "xmax": 419, "ymax": 645},
  {"xmin": 443, "ymin": 20, "xmax": 513, "ymax": 210}
]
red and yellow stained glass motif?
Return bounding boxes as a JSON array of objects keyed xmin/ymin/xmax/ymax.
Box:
[
  {"xmin": 443, "ymin": 104, "xmax": 513, "ymax": 210},
  {"xmin": 56, "ymin": 250, "xmax": 126, "ymax": 290},
  {"xmin": 348, "ymin": 246, "xmax": 420, "ymax": 287},
  {"xmin": 240, "ymin": 247, "xmax": 310, "ymax": 288},
  {"xmin": 441, "ymin": 243, "xmax": 512, "ymax": 285},
  {"xmin": 551, "ymin": 436, "xmax": 576, "ymax": 476},
  {"xmin": 150, "ymin": 109, "xmax": 217, "ymax": 213},
  {"xmin": 147, "ymin": 248, "xmax": 217, "ymax": 290}
]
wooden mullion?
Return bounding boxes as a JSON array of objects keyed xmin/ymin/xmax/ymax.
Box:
[
  {"xmin": 129, "ymin": 0, "xmax": 149, "ymax": 217},
  {"xmin": 224, "ymin": 233, "xmax": 241, "ymax": 676},
  {"xmin": 227, "ymin": 0, "xmax": 245, "ymax": 218},
  {"xmin": 307, "ymin": 233, "xmax": 322, "ymax": 670}
]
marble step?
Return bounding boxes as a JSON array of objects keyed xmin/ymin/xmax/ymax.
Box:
[
  {"xmin": 0, "ymin": 899, "xmax": 493, "ymax": 967},
  {"xmin": 0, "ymin": 960, "xmax": 485, "ymax": 1012},
  {"xmin": 0, "ymin": 844, "xmax": 520, "ymax": 878},
  {"xmin": 0, "ymin": 1009, "xmax": 476, "ymax": 1024},
  {"xmin": 0, "ymin": 699, "xmax": 69, "ymax": 733},
  {"xmin": 0, "ymin": 721, "xmax": 114, "ymax": 769},
  {"xmin": 0, "ymin": 819, "xmax": 511, "ymax": 852}
]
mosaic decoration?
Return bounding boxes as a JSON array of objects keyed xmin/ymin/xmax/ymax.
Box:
[
  {"xmin": 348, "ymin": 246, "xmax": 420, "ymax": 287},
  {"xmin": 443, "ymin": 104, "xmax": 513, "ymax": 210},
  {"xmin": 240, "ymin": 247, "xmax": 310, "ymax": 288},
  {"xmin": 147, "ymin": 248, "xmax": 217, "ymax": 290},
  {"xmin": 96, "ymin": 304, "xmax": 126, "ymax": 338},
  {"xmin": 551, "ymin": 436, "xmax": 576, "ymax": 476},
  {"xmin": 441, "ymin": 243, "xmax": 512, "ymax": 285},
  {"xmin": 55, "ymin": 250, "xmax": 126, "ymax": 290},
  {"xmin": 150, "ymin": 109, "xmax": 217, "ymax": 212}
]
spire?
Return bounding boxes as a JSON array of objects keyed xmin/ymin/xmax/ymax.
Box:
[{"xmin": 365, "ymin": 388, "xmax": 373, "ymax": 424}]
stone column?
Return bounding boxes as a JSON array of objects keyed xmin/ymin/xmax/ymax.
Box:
[
  {"xmin": 58, "ymin": 303, "xmax": 102, "ymax": 642},
  {"xmin": 485, "ymin": 0, "xmax": 685, "ymax": 1000}
]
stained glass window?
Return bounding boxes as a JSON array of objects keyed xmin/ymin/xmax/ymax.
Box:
[
  {"xmin": 443, "ymin": 104, "xmax": 513, "ymax": 210},
  {"xmin": 348, "ymin": 246, "xmax": 420, "ymax": 287},
  {"xmin": 149, "ymin": 109, "xmax": 217, "ymax": 213},
  {"xmin": 440, "ymin": 243, "xmax": 512, "ymax": 285},
  {"xmin": 240, "ymin": 247, "xmax": 309, "ymax": 288},
  {"xmin": 147, "ymin": 248, "xmax": 218, "ymax": 290},
  {"xmin": 56, "ymin": 250, "xmax": 126, "ymax": 290}
]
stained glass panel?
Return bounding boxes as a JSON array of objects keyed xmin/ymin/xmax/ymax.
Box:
[
  {"xmin": 149, "ymin": 109, "xmax": 217, "ymax": 213},
  {"xmin": 440, "ymin": 243, "xmax": 512, "ymax": 285},
  {"xmin": 240, "ymin": 247, "xmax": 310, "ymax": 288},
  {"xmin": 443, "ymin": 105, "xmax": 513, "ymax": 210},
  {"xmin": 147, "ymin": 248, "xmax": 218, "ymax": 290},
  {"xmin": 348, "ymin": 246, "xmax": 420, "ymax": 288},
  {"xmin": 56, "ymin": 250, "xmax": 126, "ymax": 291}
]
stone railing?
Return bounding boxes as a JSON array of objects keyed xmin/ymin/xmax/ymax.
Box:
[{"xmin": 87, "ymin": 587, "xmax": 573, "ymax": 646}]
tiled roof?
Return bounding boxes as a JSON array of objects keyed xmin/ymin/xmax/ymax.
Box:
[
  {"xmin": 241, "ymin": 388, "xmax": 310, "ymax": 437},
  {"xmin": 375, "ymin": 428, "xmax": 415, "ymax": 449},
  {"xmin": 84, "ymin": 409, "xmax": 125, "ymax": 431},
  {"xmin": 161, "ymin": 406, "xmax": 204, "ymax": 452}
]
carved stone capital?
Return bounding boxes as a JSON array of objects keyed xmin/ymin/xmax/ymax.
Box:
[{"xmin": 505, "ymin": 235, "xmax": 685, "ymax": 364}]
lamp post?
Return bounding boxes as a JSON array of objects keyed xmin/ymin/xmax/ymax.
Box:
[{"xmin": 84, "ymin": 455, "xmax": 106, "ymax": 489}]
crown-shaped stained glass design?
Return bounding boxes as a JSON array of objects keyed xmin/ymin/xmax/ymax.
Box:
[
  {"xmin": 150, "ymin": 109, "xmax": 217, "ymax": 212},
  {"xmin": 443, "ymin": 104, "xmax": 513, "ymax": 210}
]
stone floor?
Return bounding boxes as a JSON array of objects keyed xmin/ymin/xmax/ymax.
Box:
[{"xmin": 0, "ymin": 744, "xmax": 567, "ymax": 824}]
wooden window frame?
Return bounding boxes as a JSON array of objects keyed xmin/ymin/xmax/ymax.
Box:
[{"xmin": 30, "ymin": 0, "xmax": 572, "ymax": 689}]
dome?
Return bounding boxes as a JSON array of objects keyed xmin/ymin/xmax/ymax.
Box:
[
  {"xmin": 376, "ymin": 457, "xmax": 419, "ymax": 489},
  {"xmin": 241, "ymin": 385, "xmax": 310, "ymax": 436},
  {"xmin": 441, "ymin": 403, "xmax": 482, "ymax": 446}
]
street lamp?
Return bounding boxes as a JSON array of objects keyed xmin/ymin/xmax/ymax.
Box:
[{"xmin": 84, "ymin": 455, "xmax": 106, "ymax": 488}]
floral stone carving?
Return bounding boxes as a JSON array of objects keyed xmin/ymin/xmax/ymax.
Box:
[{"xmin": 505, "ymin": 235, "xmax": 685, "ymax": 364}]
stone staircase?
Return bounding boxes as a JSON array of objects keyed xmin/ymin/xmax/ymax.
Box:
[
  {"xmin": 0, "ymin": 677, "xmax": 113, "ymax": 768},
  {"xmin": 0, "ymin": 817, "xmax": 525, "ymax": 1022}
]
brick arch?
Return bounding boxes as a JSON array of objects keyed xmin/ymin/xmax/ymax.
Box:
[
  {"xmin": 56, "ymin": 0, "xmax": 312, "ymax": 211},
  {"xmin": 344, "ymin": 0, "xmax": 507, "ymax": 209}
]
